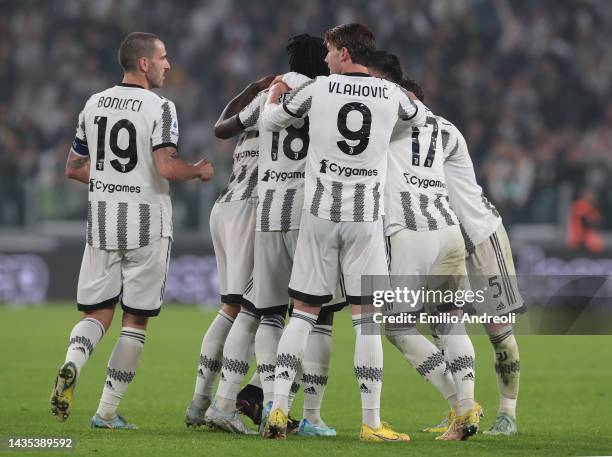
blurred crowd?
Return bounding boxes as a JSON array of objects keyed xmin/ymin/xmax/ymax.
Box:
[{"xmin": 2, "ymin": 0, "xmax": 612, "ymax": 231}]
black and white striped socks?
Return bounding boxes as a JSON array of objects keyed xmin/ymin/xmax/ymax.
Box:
[
  {"xmin": 97, "ymin": 327, "xmax": 146, "ymax": 420},
  {"xmin": 193, "ymin": 310, "xmax": 235, "ymax": 408},
  {"xmin": 65, "ymin": 317, "xmax": 105, "ymax": 377}
]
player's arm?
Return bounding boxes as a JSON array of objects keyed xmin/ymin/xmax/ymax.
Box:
[
  {"xmin": 261, "ymin": 79, "xmax": 315, "ymax": 132},
  {"xmin": 396, "ymin": 88, "xmax": 427, "ymax": 128},
  {"xmin": 66, "ymin": 108, "xmax": 91, "ymax": 183},
  {"xmin": 443, "ymin": 125, "xmax": 467, "ymax": 164},
  {"xmin": 214, "ymin": 75, "xmax": 274, "ymax": 139},
  {"xmin": 153, "ymin": 146, "xmax": 213, "ymax": 182},
  {"xmin": 65, "ymin": 150, "xmax": 90, "ymax": 183},
  {"xmin": 152, "ymin": 100, "xmax": 214, "ymax": 181}
]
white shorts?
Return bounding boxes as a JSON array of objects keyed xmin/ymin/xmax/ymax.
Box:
[
  {"xmin": 77, "ymin": 237, "xmax": 171, "ymax": 317},
  {"xmin": 244, "ymin": 229, "xmax": 347, "ymax": 315},
  {"xmin": 210, "ymin": 198, "xmax": 257, "ymax": 304},
  {"xmin": 386, "ymin": 225, "xmax": 467, "ymax": 313},
  {"xmin": 466, "ymin": 224, "xmax": 524, "ymax": 316},
  {"xmin": 289, "ymin": 211, "xmax": 388, "ymax": 304}
]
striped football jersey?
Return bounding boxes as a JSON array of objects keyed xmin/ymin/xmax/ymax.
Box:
[
  {"xmin": 384, "ymin": 109, "xmax": 459, "ymax": 236},
  {"xmin": 216, "ymin": 130, "xmax": 259, "ymax": 203},
  {"xmin": 441, "ymin": 120, "xmax": 501, "ymax": 247},
  {"xmin": 237, "ymin": 73, "xmax": 311, "ymax": 231},
  {"xmin": 71, "ymin": 83, "xmax": 175, "ymax": 250},
  {"xmin": 261, "ymin": 73, "xmax": 427, "ymax": 223}
]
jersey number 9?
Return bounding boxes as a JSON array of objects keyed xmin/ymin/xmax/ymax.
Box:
[{"xmin": 336, "ymin": 102, "xmax": 371, "ymax": 156}]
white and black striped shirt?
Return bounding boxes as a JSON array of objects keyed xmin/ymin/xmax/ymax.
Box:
[
  {"xmin": 216, "ymin": 131, "xmax": 259, "ymax": 203},
  {"xmin": 261, "ymin": 73, "xmax": 426, "ymax": 223},
  {"xmin": 71, "ymin": 83, "xmax": 176, "ymax": 250},
  {"xmin": 238, "ymin": 73, "xmax": 311, "ymax": 231},
  {"xmin": 442, "ymin": 121, "xmax": 501, "ymax": 248},
  {"xmin": 384, "ymin": 110, "xmax": 459, "ymax": 236}
]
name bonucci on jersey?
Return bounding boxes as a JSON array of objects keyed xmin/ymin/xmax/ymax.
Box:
[
  {"xmin": 71, "ymin": 83, "xmax": 176, "ymax": 250},
  {"xmin": 441, "ymin": 119, "xmax": 501, "ymax": 250},
  {"xmin": 261, "ymin": 73, "xmax": 427, "ymax": 223},
  {"xmin": 216, "ymin": 130, "xmax": 259, "ymax": 203},
  {"xmin": 384, "ymin": 109, "xmax": 459, "ymax": 236},
  {"xmin": 238, "ymin": 74, "xmax": 310, "ymax": 231}
]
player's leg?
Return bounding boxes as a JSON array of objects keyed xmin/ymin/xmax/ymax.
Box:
[
  {"xmin": 265, "ymin": 214, "xmax": 337, "ymax": 439},
  {"xmin": 468, "ymin": 225, "xmax": 522, "ymax": 435},
  {"xmin": 92, "ymin": 237, "xmax": 171, "ymax": 429},
  {"xmin": 431, "ymin": 226, "xmax": 481, "ymax": 441},
  {"xmin": 186, "ymin": 302, "xmax": 239, "ymax": 426},
  {"xmin": 298, "ymin": 305, "xmax": 337, "ymax": 436},
  {"xmin": 51, "ymin": 244, "xmax": 121, "ymax": 422},
  {"xmin": 384, "ymin": 230, "xmax": 457, "ymax": 411},
  {"xmin": 93, "ymin": 311, "xmax": 148, "ymax": 429},
  {"xmin": 342, "ymin": 219, "xmax": 409, "ymax": 442},
  {"xmin": 255, "ymin": 311, "xmax": 286, "ymax": 427},
  {"xmin": 191, "ymin": 199, "xmax": 257, "ymax": 428},
  {"xmin": 205, "ymin": 305, "xmax": 259, "ymax": 434},
  {"xmin": 483, "ymin": 322, "xmax": 519, "ymax": 435}
]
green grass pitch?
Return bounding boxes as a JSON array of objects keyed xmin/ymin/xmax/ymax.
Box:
[{"xmin": 1, "ymin": 304, "xmax": 611, "ymax": 456}]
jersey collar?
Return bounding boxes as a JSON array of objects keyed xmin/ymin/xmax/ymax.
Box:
[
  {"xmin": 342, "ymin": 72, "xmax": 370, "ymax": 77},
  {"xmin": 118, "ymin": 83, "xmax": 146, "ymax": 89}
]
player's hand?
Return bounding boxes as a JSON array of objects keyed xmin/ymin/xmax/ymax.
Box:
[
  {"xmin": 268, "ymin": 81, "xmax": 290, "ymax": 104},
  {"xmin": 195, "ymin": 159, "xmax": 214, "ymax": 181},
  {"xmin": 250, "ymin": 75, "xmax": 275, "ymax": 91},
  {"xmin": 270, "ymin": 74, "xmax": 285, "ymax": 86}
]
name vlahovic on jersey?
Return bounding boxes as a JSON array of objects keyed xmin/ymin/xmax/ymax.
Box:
[
  {"xmin": 261, "ymin": 73, "xmax": 427, "ymax": 224},
  {"xmin": 73, "ymin": 83, "xmax": 177, "ymax": 250},
  {"xmin": 216, "ymin": 131, "xmax": 259, "ymax": 203}
]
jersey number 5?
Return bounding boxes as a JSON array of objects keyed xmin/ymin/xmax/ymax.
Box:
[{"xmin": 94, "ymin": 116, "xmax": 138, "ymax": 173}]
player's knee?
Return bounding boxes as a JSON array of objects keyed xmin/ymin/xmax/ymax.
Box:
[
  {"xmin": 486, "ymin": 324, "xmax": 518, "ymax": 351},
  {"xmin": 484, "ymin": 321, "xmax": 512, "ymax": 336},
  {"xmin": 221, "ymin": 302, "xmax": 241, "ymax": 319},
  {"xmin": 122, "ymin": 311, "xmax": 148, "ymax": 330},
  {"xmin": 82, "ymin": 308, "xmax": 114, "ymax": 332}
]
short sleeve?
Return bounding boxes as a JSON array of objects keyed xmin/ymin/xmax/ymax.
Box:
[
  {"xmin": 396, "ymin": 88, "xmax": 426, "ymax": 128},
  {"xmin": 282, "ymin": 72, "xmax": 311, "ymax": 89},
  {"xmin": 281, "ymin": 78, "xmax": 316, "ymax": 118},
  {"xmin": 237, "ymin": 91, "xmax": 266, "ymax": 132},
  {"xmin": 70, "ymin": 109, "xmax": 89, "ymax": 157},
  {"xmin": 152, "ymin": 99, "xmax": 179, "ymax": 151}
]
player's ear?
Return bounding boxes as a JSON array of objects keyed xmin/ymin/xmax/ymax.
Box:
[
  {"xmin": 340, "ymin": 47, "xmax": 350, "ymax": 63},
  {"xmin": 138, "ymin": 56, "xmax": 149, "ymax": 73}
]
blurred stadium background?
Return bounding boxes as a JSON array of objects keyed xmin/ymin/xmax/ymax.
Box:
[{"xmin": 2, "ymin": 0, "xmax": 612, "ymax": 305}]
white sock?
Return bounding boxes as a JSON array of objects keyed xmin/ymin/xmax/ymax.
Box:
[
  {"xmin": 193, "ymin": 310, "xmax": 234, "ymax": 408},
  {"xmin": 440, "ymin": 322, "xmax": 476, "ymax": 416},
  {"xmin": 65, "ymin": 317, "xmax": 105, "ymax": 376},
  {"xmin": 271, "ymin": 309, "xmax": 317, "ymax": 414},
  {"xmin": 255, "ymin": 314, "xmax": 285, "ymax": 404},
  {"xmin": 387, "ymin": 327, "xmax": 456, "ymax": 408},
  {"xmin": 96, "ymin": 327, "xmax": 145, "ymax": 420},
  {"xmin": 302, "ymin": 324, "xmax": 332, "ymax": 424},
  {"xmin": 490, "ymin": 328, "xmax": 520, "ymax": 418},
  {"xmin": 215, "ymin": 310, "xmax": 259, "ymax": 412},
  {"xmin": 353, "ymin": 314, "xmax": 382, "ymax": 429},
  {"xmin": 288, "ymin": 365, "xmax": 302, "ymax": 413}
]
